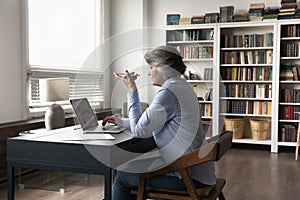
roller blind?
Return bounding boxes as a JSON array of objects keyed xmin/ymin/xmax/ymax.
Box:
[{"xmin": 27, "ymin": 0, "xmax": 104, "ymax": 112}]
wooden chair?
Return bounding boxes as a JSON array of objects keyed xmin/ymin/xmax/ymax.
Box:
[{"xmin": 131, "ymin": 130, "xmax": 233, "ymax": 200}]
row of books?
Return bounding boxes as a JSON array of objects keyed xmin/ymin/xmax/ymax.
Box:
[
  {"xmin": 280, "ymin": 89, "xmax": 300, "ymax": 103},
  {"xmin": 200, "ymin": 103, "xmax": 212, "ymax": 117},
  {"xmin": 280, "ymin": 64, "xmax": 299, "ymax": 81},
  {"xmin": 225, "ymin": 84, "xmax": 272, "ymax": 99},
  {"xmin": 279, "ymin": 105, "xmax": 300, "ymax": 120},
  {"xmin": 221, "ymin": 50, "xmax": 273, "ymax": 65},
  {"xmin": 167, "ymin": 1, "xmax": 300, "ymax": 26},
  {"xmin": 281, "ymin": 24, "xmax": 300, "ymax": 37},
  {"xmin": 175, "ymin": 45, "xmax": 213, "ymax": 59},
  {"xmin": 221, "ymin": 33, "xmax": 273, "ymax": 48},
  {"xmin": 279, "ymin": 124, "xmax": 297, "ymax": 142},
  {"xmin": 167, "ymin": 29, "xmax": 213, "ymax": 42},
  {"xmin": 203, "ymin": 68, "xmax": 213, "ymax": 80},
  {"xmin": 280, "ymin": 41, "xmax": 300, "ymax": 57},
  {"xmin": 225, "ymin": 100, "xmax": 272, "ymax": 115},
  {"xmin": 221, "ymin": 67, "xmax": 272, "ymax": 81}
]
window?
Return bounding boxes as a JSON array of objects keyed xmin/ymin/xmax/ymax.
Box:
[{"xmin": 26, "ymin": 0, "xmax": 104, "ymax": 114}]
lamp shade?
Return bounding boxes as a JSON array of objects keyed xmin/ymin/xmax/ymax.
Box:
[{"xmin": 39, "ymin": 78, "xmax": 69, "ymax": 102}]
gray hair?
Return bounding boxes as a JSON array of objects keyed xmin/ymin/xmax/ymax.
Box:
[{"xmin": 144, "ymin": 46, "xmax": 186, "ymax": 78}]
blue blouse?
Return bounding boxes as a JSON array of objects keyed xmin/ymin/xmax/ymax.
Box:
[{"xmin": 122, "ymin": 76, "xmax": 216, "ymax": 185}]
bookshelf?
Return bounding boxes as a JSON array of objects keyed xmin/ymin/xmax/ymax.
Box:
[
  {"xmin": 165, "ymin": 20, "xmax": 300, "ymax": 153},
  {"xmin": 277, "ymin": 20, "xmax": 300, "ymax": 148},
  {"xmin": 218, "ymin": 22, "xmax": 277, "ymax": 152},
  {"xmin": 166, "ymin": 24, "xmax": 217, "ymax": 138}
]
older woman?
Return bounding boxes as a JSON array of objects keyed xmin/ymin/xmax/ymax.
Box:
[{"xmin": 103, "ymin": 46, "xmax": 215, "ymax": 200}]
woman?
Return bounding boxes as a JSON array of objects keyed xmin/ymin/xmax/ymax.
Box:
[{"xmin": 103, "ymin": 46, "xmax": 216, "ymax": 200}]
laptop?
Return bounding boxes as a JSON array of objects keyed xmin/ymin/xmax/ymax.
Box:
[{"xmin": 70, "ymin": 98, "xmax": 126, "ymax": 134}]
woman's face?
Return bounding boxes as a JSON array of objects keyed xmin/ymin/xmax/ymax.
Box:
[{"xmin": 148, "ymin": 66, "xmax": 165, "ymax": 86}]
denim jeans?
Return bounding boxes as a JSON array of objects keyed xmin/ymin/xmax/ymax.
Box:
[{"xmin": 112, "ymin": 171, "xmax": 208, "ymax": 200}]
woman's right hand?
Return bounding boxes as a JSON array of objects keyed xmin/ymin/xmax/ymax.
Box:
[{"xmin": 114, "ymin": 70, "xmax": 139, "ymax": 91}]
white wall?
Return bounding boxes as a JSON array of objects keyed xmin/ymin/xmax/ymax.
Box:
[
  {"xmin": 109, "ymin": 0, "xmax": 151, "ymax": 112},
  {"xmin": 0, "ymin": 0, "xmax": 24, "ymax": 123}
]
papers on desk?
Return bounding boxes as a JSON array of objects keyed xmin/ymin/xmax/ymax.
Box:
[
  {"xmin": 20, "ymin": 126, "xmax": 115, "ymax": 142},
  {"xmin": 62, "ymin": 133, "xmax": 115, "ymax": 141}
]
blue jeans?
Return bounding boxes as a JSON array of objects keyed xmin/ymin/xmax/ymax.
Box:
[{"xmin": 112, "ymin": 171, "xmax": 208, "ymax": 200}]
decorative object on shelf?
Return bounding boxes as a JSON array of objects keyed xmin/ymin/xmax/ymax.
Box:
[
  {"xmin": 188, "ymin": 71, "xmax": 197, "ymax": 80},
  {"xmin": 39, "ymin": 77, "xmax": 69, "ymax": 130},
  {"xmin": 166, "ymin": 14, "xmax": 180, "ymax": 25},
  {"xmin": 250, "ymin": 119, "xmax": 270, "ymax": 140},
  {"xmin": 224, "ymin": 118, "xmax": 245, "ymax": 139}
]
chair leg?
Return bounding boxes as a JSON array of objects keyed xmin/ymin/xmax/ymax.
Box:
[{"xmin": 218, "ymin": 192, "xmax": 226, "ymax": 200}]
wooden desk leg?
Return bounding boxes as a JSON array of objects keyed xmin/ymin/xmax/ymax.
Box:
[
  {"xmin": 7, "ymin": 162, "xmax": 15, "ymax": 200},
  {"xmin": 104, "ymin": 167, "xmax": 113, "ymax": 200}
]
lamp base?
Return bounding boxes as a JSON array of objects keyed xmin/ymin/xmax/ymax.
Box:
[{"xmin": 45, "ymin": 104, "xmax": 65, "ymax": 130}]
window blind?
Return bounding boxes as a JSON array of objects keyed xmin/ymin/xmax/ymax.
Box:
[
  {"xmin": 27, "ymin": 0, "xmax": 104, "ymax": 113},
  {"xmin": 28, "ymin": 68, "xmax": 104, "ymax": 109}
]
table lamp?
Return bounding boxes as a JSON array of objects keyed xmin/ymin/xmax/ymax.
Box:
[{"xmin": 39, "ymin": 77, "xmax": 69, "ymax": 130}]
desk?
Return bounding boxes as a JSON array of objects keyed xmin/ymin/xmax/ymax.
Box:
[{"xmin": 7, "ymin": 126, "xmax": 155, "ymax": 200}]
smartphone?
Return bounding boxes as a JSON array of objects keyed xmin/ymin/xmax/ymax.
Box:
[{"xmin": 113, "ymin": 72, "xmax": 126, "ymax": 77}]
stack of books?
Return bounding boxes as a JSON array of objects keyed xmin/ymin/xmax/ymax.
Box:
[
  {"xmin": 219, "ymin": 6, "xmax": 234, "ymax": 23},
  {"xmin": 278, "ymin": 0, "xmax": 298, "ymax": 20},
  {"xmin": 191, "ymin": 15, "xmax": 205, "ymax": 24},
  {"xmin": 204, "ymin": 12, "xmax": 219, "ymax": 23},
  {"xmin": 179, "ymin": 17, "xmax": 191, "ymax": 25},
  {"xmin": 233, "ymin": 13, "xmax": 249, "ymax": 22},
  {"xmin": 248, "ymin": 3, "xmax": 265, "ymax": 21},
  {"xmin": 263, "ymin": 6, "xmax": 280, "ymax": 21},
  {"xmin": 166, "ymin": 14, "xmax": 180, "ymax": 25}
]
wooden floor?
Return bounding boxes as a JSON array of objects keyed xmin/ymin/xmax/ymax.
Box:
[{"xmin": 1, "ymin": 146, "xmax": 300, "ymax": 200}]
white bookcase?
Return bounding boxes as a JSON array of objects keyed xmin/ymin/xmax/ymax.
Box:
[
  {"xmin": 218, "ymin": 21, "xmax": 277, "ymax": 152},
  {"xmin": 277, "ymin": 20, "xmax": 300, "ymax": 149},
  {"xmin": 166, "ymin": 20, "xmax": 300, "ymax": 153},
  {"xmin": 166, "ymin": 24, "xmax": 218, "ymax": 138}
]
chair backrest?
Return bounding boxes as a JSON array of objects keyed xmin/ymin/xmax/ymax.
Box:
[
  {"xmin": 171, "ymin": 130, "xmax": 233, "ymax": 170},
  {"xmin": 122, "ymin": 102, "xmax": 149, "ymax": 118}
]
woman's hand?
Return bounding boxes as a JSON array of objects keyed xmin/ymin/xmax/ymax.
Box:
[
  {"xmin": 114, "ymin": 70, "xmax": 139, "ymax": 91},
  {"xmin": 102, "ymin": 115, "xmax": 123, "ymax": 127}
]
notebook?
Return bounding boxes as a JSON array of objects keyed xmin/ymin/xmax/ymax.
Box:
[{"xmin": 70, "ymin": 98, "xmax": 126, "ymax": 134}]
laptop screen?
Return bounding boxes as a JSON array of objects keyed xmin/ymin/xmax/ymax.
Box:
[{"xmin": 70, "ymin": 98, "xmax": 99, "ymax": 130}]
